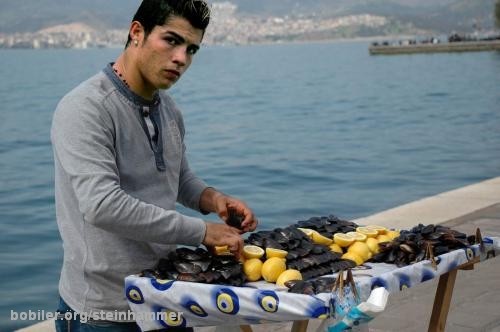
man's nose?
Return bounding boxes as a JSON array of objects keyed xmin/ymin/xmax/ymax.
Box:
[{"xmin": 172, "ymin": 47, "xmax": 187, "ymax": 67}]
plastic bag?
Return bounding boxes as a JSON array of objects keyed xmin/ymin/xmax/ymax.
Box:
[
  {"xmin": 328, "ymin": 287, "xmax": 390, "ymax": 332},
  {"xmin": 315, "ymin": 269, "xmax": 360, "ymax": 332},
  {"xmin": 331, "ymin": 269, "xmax": 360, "ymax": 318}
]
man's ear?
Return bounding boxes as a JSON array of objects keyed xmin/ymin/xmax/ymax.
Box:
[{"xmin": 129, "ymin": 21, "xmax": 145, "ymax": 45}]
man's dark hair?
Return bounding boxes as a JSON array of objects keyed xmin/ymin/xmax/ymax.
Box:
[{"xmin": 126, "ymin": 0, "xmax": 211, "ymax": 47}]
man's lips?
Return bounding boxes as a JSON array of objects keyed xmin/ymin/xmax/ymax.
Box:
[{"xmin": 164, "ymin": 69, "xmax": 180, "ymax": 79}]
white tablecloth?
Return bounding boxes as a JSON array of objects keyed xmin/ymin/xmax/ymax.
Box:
[{"xmin": 125, "ymin": 237, "xmax": 499, "ymax": 331}]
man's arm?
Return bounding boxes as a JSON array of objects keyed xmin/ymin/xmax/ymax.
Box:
[{"xmin": 51, "ymin": 96, "xmax": 206, "ymax": 246}]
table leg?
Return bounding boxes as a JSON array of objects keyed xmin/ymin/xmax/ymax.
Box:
[
  {"xmin": 428, "ymin": 269, "xmax": 458, "ymax": 332},
  {"xmin": 291, "ymin": 320, "xmax": 309, "ymax": 332}
]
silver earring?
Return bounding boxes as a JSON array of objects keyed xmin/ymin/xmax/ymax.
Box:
[{"xmin": 134, "ymin": 39, "xmax": 138, "ymax": 46}]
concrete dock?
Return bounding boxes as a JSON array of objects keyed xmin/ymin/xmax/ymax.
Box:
[
  {"xmin": 369, "ymin": 40, "xmax": 500, "ymax": 55},
  {"xmin": 17, "ymin": 177, "xmax": 500, "ymax": 332}
]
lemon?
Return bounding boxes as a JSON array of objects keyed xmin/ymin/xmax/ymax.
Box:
[
  {"xmin": 214, "ymin": 245, "xmax": 231, "ymax": 255},
  {"xmin": 333, "ymin": 233, "xmax": 355, "ymax": 247},
  {"xmin": 377, "ymin": 234, "xmax": 392, "ymax": 243},
  {"xmin": 342, "ymin": 252, "xmax": 364, "ymax": 266},
  {"xmin": 346, "ymin": 231, "xmax": 367, "ymax": 242},
  {"xmin": 365, "ymin": 237, "xmax": 380, "ymax": 254},
  {"xmin": 329, "ymin": 243, "xmax": 343, "ymax": 254},
  {"xmin": 243, "ymin": 245, "xmax": 265, "ymax": 259},
  {"xmin": 365, "ymin": 225, "xmax": 388, "ymax": 234},
  {"xmin": 243, "ymin": 258, "xmax": 263, "ymax": 282},
  {"xmin": 356, "ymin": 227, "xmax": 379, "ymax": 238},
  {"xmin": 311, "ymin": 231, "xmax": 333, "ymax": 245},
  {"xmin": 348, "ymin": 241, "xmax": 371, "ymax": 261},
  {"xmin": 261, "ymin": 257, "xmax": 286, "ymax": 282},
  {"xmin": 276, "ymin": 269, "xmax": 302, "ymax": 287},
  {"xmin": 297, "ymin": 228, "xmax": 314, "ymax": 238},
  {"xmin": 266, "ymin": 247, "xmax": 288, "ymax": 259},
  {"xmin": 386, "ymin": 230, "xmax": 400, "ymax": 240}
]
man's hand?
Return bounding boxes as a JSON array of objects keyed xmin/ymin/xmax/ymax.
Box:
[
  {"xmin": 202, "ymin": 222, "xmax": 244, "ymax": 260},
  {"xmin": 214, "ymin": 195, "xmax": 258, "ymax": 233},
  {"xmin": 200, "ymin": 188, "xmax": 258, "ymax": 233}
]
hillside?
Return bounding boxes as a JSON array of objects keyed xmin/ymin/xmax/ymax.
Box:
[
  {"xmin": 0, "ymin": 0, "xmax": 496, "ymax": 34},
  {"xmin": 0, "ymin": 0, "xmax": 136, "ymax": 33}
]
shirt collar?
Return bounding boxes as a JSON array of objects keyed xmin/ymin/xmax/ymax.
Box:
[{"xmin": 103, "ymin": 63, "xmax": 160, "ymax": 107}]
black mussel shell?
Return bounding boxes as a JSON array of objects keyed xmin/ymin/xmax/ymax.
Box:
[
  {"xmin": 176, "ymin": 247, "xmax": 203, "ymax": 261},
  {"xmin": 291, "ymin": 280, "xmax": 315, "ymax": 295},
  {"xmin": 177, "ymin": 273, "xmax": 205, "ymax": 283},
  {"xmin": 271, "ymin": 231, "xmax": 289, "ymax": 244},
  {"xmin": 174, "ymin": 261, "xmax": 202, "ymax": 274},
  {"xmin": 156, "ymin": 258, "xmax": 174, "ymax": 275},
  {"xmin": 226, "ymin": 209, "xmax": 244, "ymax": 229},
  {"xmin": 140, "ymin": 269, "xmax": 160, "ymax": 279},
  {"xmin": 434, "ymin": 245, "xmax": 449, "ymax": 256},
  {"xmin": 311, "ymin": 245, "xmax": 327, "ymax": 255},
  {"xmin": 286, "ymin": 250, "xmax": 300, "ymax": 260},
  {"xmin": 263, "ymin": 238, "xmax": 284, "ymax": 250},
  {"xmin": 218, "ymin": 263, "xmax": 242, "ymax": 279},
  {"xmin": 199, "ymin": 271, "xmax": 221, "ymax": 283},
  {"xmin": 190, "ymin": 260, "xmax": 211, "ymax": 272}
]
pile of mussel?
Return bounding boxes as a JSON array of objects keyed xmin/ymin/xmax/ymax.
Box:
[
  {"xmin": 140, "ymin": 215, "xmax": 478, "ymax": 292},
  {"xmin": 140, "ymin": 247, "xmax": 245, "ymax": 286},
  {"xmin": 140, "ymin": 215, "xmax": 359, "ymax": 288},
  {"xmin": 370, "ymin": 224, "xmax": 474, "ymax": 267},
  {"xmin": 295, "ymin": 215, "xmax": 359, "ymax": 236}
]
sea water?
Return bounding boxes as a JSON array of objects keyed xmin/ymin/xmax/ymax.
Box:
[{"xmin": 0, "ymin": 41, "xmax": 499, "ymax": 329}]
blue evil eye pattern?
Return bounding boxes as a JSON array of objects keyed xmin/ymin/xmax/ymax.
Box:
[
  {"xmin": 183, "ymin": 300, "xmax": 208, "ymax": 317},
  {"xmin": 125, "ymin": 285, "xmax": 144, "ymax": 304},
  {"xmin": 395, "ymin": 273, "xmax": 411, "ymax": 290},
  {"xmin": 309, "ymin": 305, "xmax": 329, "ymax": 319},
  {"xmin": 257, "ymin": 291, "xmax": 279, "ymax": 313},
  {"xmin": 151, "ymin": 278, "xmax": 175, "ymax": 291},
  {"xmin": 421, "ymin": 268, "xmax": 436, "ymax": 283},
  {"xmin": 370, "ymin": 277, "xmax": 388, "ymax": 290},
  {"xmin": 465, "ymin": 248, "xmax": 474, "ymax": 260},
  {"xmin": 447, "ymin": 261, "xmax": 458, "ymax": 271},
  {"xmin": 214, "ymin": 288, "xmax": 239, "ymax": 315},
  {"xmin": 157, "ymin": 308, "xmax": 186, "ymax": 328}
]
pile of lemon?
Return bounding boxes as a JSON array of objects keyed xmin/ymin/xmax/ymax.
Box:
[
  {"xmin": 333, "ymin": 226, "xmax": 399, "ymax": 265},
  {"xmin": 242, "ymin": 245, "xmax": 302, "ymax": 286},
  {"xmin": 298, "ymin": 225, "xmax": 399, "ymax": 266}
]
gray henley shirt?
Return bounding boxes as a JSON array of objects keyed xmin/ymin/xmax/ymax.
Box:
[{"xmin": 51, "ymin": 64, "xmax": 208, "ymax": 318}]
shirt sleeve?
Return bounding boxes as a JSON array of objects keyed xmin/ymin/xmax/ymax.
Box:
[
  {"xmin": 176, "ymin": 144, "xmax": 210, "ymax": 213},
  {"xmin": 51, "ymin": 93, "xmax": 207, "ymax": 246},
  {"xmin": 165, "ymin": 96, "xmax": 210, "ymax": 213}
]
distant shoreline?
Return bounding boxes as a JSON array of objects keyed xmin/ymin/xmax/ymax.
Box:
[{"xmin": 0, "ymin": 34, "xmax": 422, "ymax": 51}]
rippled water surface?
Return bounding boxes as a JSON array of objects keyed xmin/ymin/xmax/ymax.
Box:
[{"xmin": 1, "ymin": 42, "xmax": 499, "ymax": 329}]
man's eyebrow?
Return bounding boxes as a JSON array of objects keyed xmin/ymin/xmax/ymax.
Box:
[
  {"xmin": 165, "ymin": 31, "xmax": 185, "ymax": 43},
  {"xmin": 165, "ymin": 31, "xmax": 200, "ymax": 49}
]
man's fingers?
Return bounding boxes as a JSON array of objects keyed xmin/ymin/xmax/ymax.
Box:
[{"xmin": 228, "ymin": 236, "xmax": 244, "ymax": 260}]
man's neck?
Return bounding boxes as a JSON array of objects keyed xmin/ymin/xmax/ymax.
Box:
[{"xmin": 115, "ymin": 54, "xmax": 156, "ymax": 101}]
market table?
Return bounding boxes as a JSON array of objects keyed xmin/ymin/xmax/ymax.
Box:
[{"xmin": 125, "ymin": 236, "xmax": 499, "ymax": 332}]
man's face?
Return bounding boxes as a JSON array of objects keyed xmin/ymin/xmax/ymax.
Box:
[{"xmin": 136, "ymin": 16, "xmax": 204, "ymax": 91}]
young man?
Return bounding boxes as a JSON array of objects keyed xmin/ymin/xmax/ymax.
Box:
[{"xmin": 51, "ymin": 1, "xmax": 258, "ymax": 330}]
